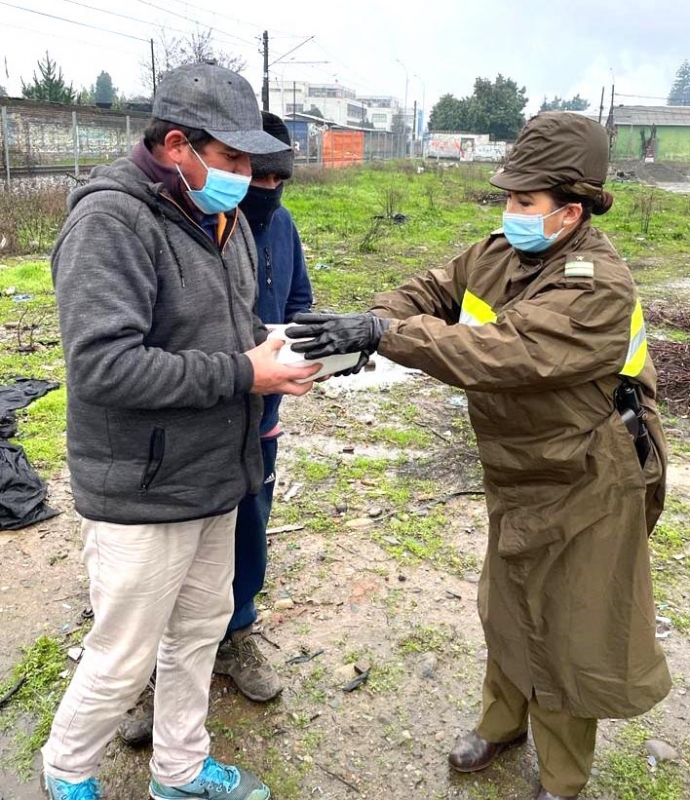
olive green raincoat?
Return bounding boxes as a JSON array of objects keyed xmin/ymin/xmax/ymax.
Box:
[{"xmin": 371, "ymin": 220, "xmax": 671, "ymax": 719}]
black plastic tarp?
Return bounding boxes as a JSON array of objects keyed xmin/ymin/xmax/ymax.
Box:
[{"xmin": 0, "ymin": 378, "xmax": 61, "ymax": 531}]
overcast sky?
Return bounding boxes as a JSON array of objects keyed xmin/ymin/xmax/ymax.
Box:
[{"xmin": 1, "ymin": 0, "xmax": 689, "ymax": 121}]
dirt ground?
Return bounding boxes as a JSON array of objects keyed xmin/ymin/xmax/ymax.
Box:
[{"xmin": 1, "ymin": 358, "xmax": 690, "ymax": 800}]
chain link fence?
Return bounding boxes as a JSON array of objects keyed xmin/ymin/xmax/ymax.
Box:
[
  {"xmin": 1, "ymin": 100, "xmax": 150, "ymax": 191},
  {"xmin": 1, "ymin": 100, "xmax": 424, "ymax": 192}
]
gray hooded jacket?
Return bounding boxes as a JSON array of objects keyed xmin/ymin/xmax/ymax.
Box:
[{"xmin": 52, "ymin": 157, "xmax": 265, "ymax": 524}]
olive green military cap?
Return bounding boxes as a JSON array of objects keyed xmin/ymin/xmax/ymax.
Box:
[{"xmin": 490, "ymin": 111, "xmax": 609, "ymax": 192}]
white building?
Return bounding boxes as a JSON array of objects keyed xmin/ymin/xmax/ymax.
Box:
[
  {"xmin": 269, "ymin": 81, "xmax": 400, "ymax": 129},
  {"xmin": 268, "ymin": 80, "xmax": 309, "ymax": 117},
  {"xmin": 358, "ymin": 95, "xmax": 400, "ymax": 131}
]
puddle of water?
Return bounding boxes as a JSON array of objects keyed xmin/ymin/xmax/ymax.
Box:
[
  {"xmin": 319, "ymin": 354, "xmax": 423, "ymax": 392},
  {"xmin": 663, "ymin": 277, "xmax": 690, "ymax": 292},
  {"xmin": 0, "ymin": 729, "xmax": 42, "ymax": 800},
  {"xmin": 656, "ymin": 182, "xmax": 690, "ymax": 195}
]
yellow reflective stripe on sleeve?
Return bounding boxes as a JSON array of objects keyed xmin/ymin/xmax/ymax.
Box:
[
  {"xmin": 459, "ymin": 290, "xmax": 497, "ymax": 327},
  {"xmin": 619, "ymin": 299, "xmax": 648, "ymax": 377}
]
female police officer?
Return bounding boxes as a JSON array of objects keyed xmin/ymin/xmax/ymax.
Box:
[{"xmin": 286, "ymin": 112, "xmax": 671, "ymax": 800}]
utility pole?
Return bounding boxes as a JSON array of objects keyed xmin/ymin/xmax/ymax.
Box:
[
  {"xmin": 598, "ymin": 85, "xmax": 605, "ymax": 124},
  {"xmin": 150, "ymin": 38, "xmax": 156, "ymax": 95},
  {"xmin": 396, "ymin": 58, "xmax": 409, "ymax": 156},
  {"xmin": 605, "ymin": 82, "xmax": 616, "ymax": 153},
  {"xmin": 292, "ymin": 81, "xmax": 297, "ymax": 143},
  {"xmin": 261, "ymin": 31, "xmax": 269, "ymax": 111}
]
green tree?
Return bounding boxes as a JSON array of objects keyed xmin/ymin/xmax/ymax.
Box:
[
  {"xmin": 429, "ymin": 76, "xmax": 527, "ymax": 139},
  {"xmin": 540, "ymin": 94, "xmax": 590, "ymax": 111},
  {"xmin": 466, "ymin": 75, "xmax": 528, "ymax": 140},
  {"xmin": 428, "ymin": 93, "xmax": 470, "ymax": 131},
  {"xmin": 0, "ymin": 83, "xmax": 7, "ymax": 97},
  {"xmin": 94, "ymin": 71, "xmax": 117, "ymax": 106},
  {"xmin": 307, "ymin": 105, "xmax": 324, "ymax": 118},
  {"xmin": 76, "ymin": 86, "xmax": 94, "ymax": 105},
  {"xmin": 668, "ymin": 60, "xmax": 690, "ymax": 105},
  {"xmin": 21, "ymin": 51, "xmax": 76, "ymax": 103}
]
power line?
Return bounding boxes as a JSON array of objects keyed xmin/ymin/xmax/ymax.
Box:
[
  {"xmin": 131, "ymin": 0, "xmax": 257, "ymax": 48},
  {"xmin": 58, "ymin": 0, "xmax": 189, "ymax": 37},
  {"xmin": 309, "ymin": 39, "xmax": 392, "ymax": 96},
  {"xmin": 0, "ymin": 1, "xmax": 151, "ymax": 42},
  {"xmin": 1, "ymin": 20, "xmax": 133, "ymax": 56},
  {"xmin": 269, "ymin": 36, "xmax": 315, "ymax": 68},
  {"xmin": 143, "ymin": 0, "xmax": 309, "ymax": 42},
  {"xmin": 55, "ymin": 0, "xmax": 258, "ymax": 53},
  {"xmin": 616, "ymin": 92, "xmax": 670, "ymax": 101}
]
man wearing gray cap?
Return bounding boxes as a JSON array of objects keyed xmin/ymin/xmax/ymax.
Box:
[{"xmin": 41, "ymin": 63, "xmax": 319, "ymax": 800}]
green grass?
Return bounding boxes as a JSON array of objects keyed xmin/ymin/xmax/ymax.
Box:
[
  {"xmin": 397, "ymin": 624, "xmax": 451, "ymax": 654},
  {"xmin": 0, "ymin": 636, "xmax": 71, "ymax": 776},
  {"xmin": 0, "ymin": 259, "xmax": 65, "ymax": 475},
  {"xmin": 650, "ymin": 497, "xmax": 690, "ymax": 634},
  {"xmin": 2, "ymin": 165, "xmax": 689, "ymax": 481},
  {"xmin": 590, "ymin": 718, "xmax": 687, "ymax": 800}
]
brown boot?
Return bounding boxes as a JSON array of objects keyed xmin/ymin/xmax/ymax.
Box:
[
  {"xmin": 213, "ymin": 628, "xmax": 283, "ymax": 702},
  {"xmin": 448, "ymin": 729, "xmax": 528, "ymax": 773},
  {"xmin": 117, "ymin": 675, "xmax": 155, "ymax": 747},
  {"xmin": 536, "ymin": 787, "xmax": 579, "ymax": 800}
]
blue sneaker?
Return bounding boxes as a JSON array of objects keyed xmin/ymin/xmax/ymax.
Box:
[
  {"xmin": 44, "ymin": 774, "xmax": 102, "ymax": 799},
  {"xmin": 149, "ymin": 757, "xmax": 270, "ymax": 800}
]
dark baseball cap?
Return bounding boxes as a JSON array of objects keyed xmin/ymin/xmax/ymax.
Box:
[
  {"xmin": 152, "ymin": 63, "xmax": 290, "ymax": 155},
  {"xmin": 490, "ymin": 112, "xmax": 609, "ymax": 192}
]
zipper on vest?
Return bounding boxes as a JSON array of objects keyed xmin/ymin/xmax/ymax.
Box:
[
  {"xmin": 264, "ymin": 247, "xmax": 273, "ymax": 290},
  {"xmin": 140, "ymin": 426, "xmax": 165, "ymax": 492}
]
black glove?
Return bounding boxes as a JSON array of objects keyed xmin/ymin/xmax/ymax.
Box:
[{"xmin": 286, "ymin": 312, "xmax": 390, "ymax": 360}]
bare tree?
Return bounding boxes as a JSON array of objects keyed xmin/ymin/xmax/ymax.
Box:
[{"xmin": 140, "ymin": 27, "xmax": 247, "ymax": 97}]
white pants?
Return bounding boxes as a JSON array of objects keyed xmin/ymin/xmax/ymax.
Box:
[{"xmin": 42, "ymin": 510, "xmax": 237, "ymax": 786}]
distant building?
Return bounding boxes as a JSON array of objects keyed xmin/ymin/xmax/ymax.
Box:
[
  {"xmin": 605, "ymin": 105, "xmax": 690, "ymax": 162},
  {"xmin": 268, "ymin": 80, "xmax": 412, "ymax": 130},
  {"xmin": 358, "ymin": 95, "xmax": 400, "ymax": 131},
  {"xmin": 268, "ymin": 80, "xmax": 308, "ymax": 117}
]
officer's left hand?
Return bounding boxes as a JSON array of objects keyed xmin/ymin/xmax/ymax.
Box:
[{"xmin": 286, "ymin": 312, "xmax": 389, "ymax": 360}]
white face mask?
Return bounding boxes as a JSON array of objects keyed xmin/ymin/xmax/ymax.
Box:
[
  {"xmin": 502, "ymin": 206, "xmax": 566, "ymax": 253},
  {"xmin": 177, "ymin": 144, "xmax": 251, "ymax": 214}
]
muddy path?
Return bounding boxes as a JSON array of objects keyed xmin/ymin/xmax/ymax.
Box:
[{"xmin": 1, "ymin": 359, "xmax": 690, "ymax": 800}]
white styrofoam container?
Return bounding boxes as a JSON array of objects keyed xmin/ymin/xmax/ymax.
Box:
[{"xmin": 267, "ymin": 324, "xmax": 361, "ymax": 382}]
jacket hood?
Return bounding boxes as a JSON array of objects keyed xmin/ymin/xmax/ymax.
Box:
[{"xmin": 67, "ymin": 158, "xmax": 162, "ymax": 214}]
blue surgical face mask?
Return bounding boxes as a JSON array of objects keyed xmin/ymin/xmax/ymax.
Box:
[
  {"xmin": 502, "ymin": 207, "xmax": 566, "ymax": 253},
  {"xmin": 177, "ymin": 144, "xmax": 251, "ymax": 214}
]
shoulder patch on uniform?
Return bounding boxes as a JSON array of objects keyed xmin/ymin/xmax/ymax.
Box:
[{"xmin": 564, "ymin": 256, "xmax": 594, "ymax": 279}]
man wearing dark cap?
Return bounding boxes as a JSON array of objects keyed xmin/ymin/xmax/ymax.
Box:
[
  {"xmin": 283, "ymin": 111, "xmax": 670, "ymax": 799},
  {"xmin": 41, "ymin": 63, "xmax": 319, "ymax": 800},
  {"xmin": 213, "ymin": 111, "xmax": 312, "ymax": 700}
]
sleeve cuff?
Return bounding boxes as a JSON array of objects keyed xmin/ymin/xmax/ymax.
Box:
[{"xmin": 233, "ymin": 353, "xmax": 254, "ymax": 395}]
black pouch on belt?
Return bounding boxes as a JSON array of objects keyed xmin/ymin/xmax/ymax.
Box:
[{"xmin": 615, "ymin": 379, "xmax": 652, "ymax": 467}]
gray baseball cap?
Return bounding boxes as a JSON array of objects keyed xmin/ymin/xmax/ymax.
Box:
[{"xmin": 152, "ymin": 63, "xmax": 290, "ymax": 155}]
